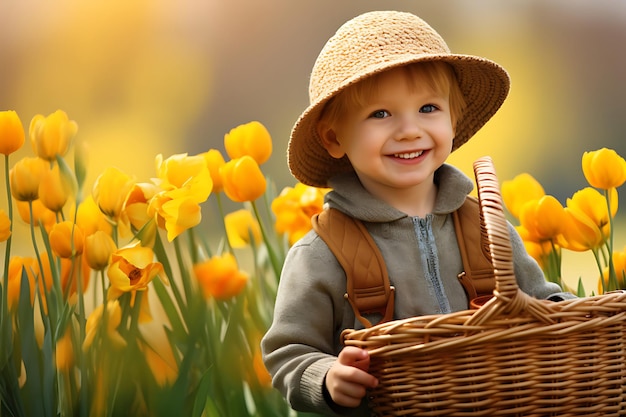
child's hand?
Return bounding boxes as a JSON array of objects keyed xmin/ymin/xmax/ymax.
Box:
[{"xmin": 325, "ymin": 347, "xmax": 379, "ymax": 408}]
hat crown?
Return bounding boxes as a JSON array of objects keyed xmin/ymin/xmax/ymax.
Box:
[{"xmin": 309, "ymin": 11, "xmax": 451, "ymax": 103}]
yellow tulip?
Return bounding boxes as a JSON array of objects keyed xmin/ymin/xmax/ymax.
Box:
[
  {"xmin": 559, "ymin": 187, "xmax": 615, "ymax": 251},
  {"xmin": 39, "ymin": 164, "xmax": 71, "ymax": 212},
  {"xmin": 9, "ymin": 157, "xmax": 47, "ymax": 201},
  {"xmin": 0, "ymin": 209, "xmax": 11, "ymax": 242},
  {"xmin": 501, "ymin": 173, "xmax": 545, "ymax": 220},
  {"xmin": 159, "ymin": 196, "xmax": 202, "ymax": 242},
  {"xmin": 154, "ymin": 153, "xmax": 212, "ymax": 200},
  {"xmin": 518, "ymin": 195, "xmax": 565, "ymax": 242},
  {"xmin": 37, "ymin": 251, "xmax": 89, "ymax": 299},
  {"xmin": 582, "ymin": 148, "xmax": 626, "ymax": 190},
  {"xmin": 225, "ymin": 209, "xmax": 262, "ymax": 248},
  {"xmin": 55, "ymin": 326, "xmax": 74, "ymax": 372},
  {"xmin": 251, "ymin": 349, "xmax": 272, "ymax": 388},
  {"xmin": 92, "ymin": 167, "xmax": 135, "ymax": 222},
  {"xmin": 85, "ymin": 230, "xmax": 117, "ymax": 270},
  {"xmin": 272, "ymin": 183, "xmax": 329, "ymax": 245},
  {"xmin": 7, "ymin": 256, "xmax": 38, "ymax": 312},
  {"xmin": 16, "ymin": 199, "xmax": 56, "ymax": 231},
  {"xmin": 49, "ymin": 221, "xmax": 85, "ymax": 258},
  {"xmin": 203, "ymin": 149, "xmax": 225, "ymax": 193},
  {"xmin": 598, "ymin": 248, "xmax": 626, "ymax": 294},
  {"xmin": 193, "ymin": 253, "xmax": 248, "ymax": 300},
  {"xmin": 0, "ymin": 110, "xmax": 25, "ymax": 155},
  {"xmin": 82, "ymin": 300, "xmax": 127, "ymax": 351},
  {"xmin": 76, "ymin": 196, "xmax": 113, "ymax": 237},
  {"xmin": 123, "ymin": 182, "xmax": 158, "ymax": 230},
  {"xmin": 29, "ymin": 110, "xmax": 77, "ymax": 161},
  {"xmin": 224, "ymin": 121, "xmax": 272, "ymax": 165},
  {"xmin": 220, "ymin": 156, "xmax": 267, "ymax": 203},
  {"xmin": 107, "ymin": 243, "xmax": 164, "ymax": 300},
  {"xmin": 139, "ymin": 338, "xmax": 178, "ymax": 387}
]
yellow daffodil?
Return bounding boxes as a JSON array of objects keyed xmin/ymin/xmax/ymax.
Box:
[
  {"xmin": 225, "ymin": 209, "xmax": 262, "ymax": 248},
  {"xmin": 9, "ymin": 156, "xmax": 48, "ymax": 201},
  {"xmin": 82, "ymin": 300, "xmax": 126, "ymax": 351},
  {"xmin": 0, "ymin": 209, "xmax": 11, "ymax": 242},
  {"xmin": 272, "ymin": 183, "xmax": 329, "ymax": 245},
  {"xmin": 193, "ymin": 253, "xmax": 248, "ymax": 300},
  {"xmin": 49, "ymin": 221, "xmax": 85, "ymax": 258},
  {"xmin": 39, "ymin": 164, "xmax": 71, "ymax": 213},
  {"xmin": 92, "ymin": 167, "xmax": 136, "ymax": 222},
  {"xmin": 501, "ymin": 173, "xmax": 545, "ymax": 220},
  {"xmin": 220, "ymin": 156, "xmax": 266, "ymax": 203},
  {"xmin": 85, "ymin": 230, "xmax": 117, "ymax": 270},
  {"xmin": 224, "ymin": 121, "xmax": 272, "ymax": 165},
  {"xmin": 107, "ymin": 243, "xmax": 165, "ymax": 300},
  {"xmin": 0, "ymin": 110, "xmax": 25, "ymax": 155},
  {"xmin": 203, "ymin": 149, "xmax": 226, "ymax": 193},
  {"xmin": 29, "ymin": 110, "xmax": 77, "ymax": 161},
  {"xmin": 582, "ymin": 148, "xmax": 626, "ymax": 190},
  {"xmin": 518, "ymin": 195, "xmax": 565, "ymax": 243},
  {"xmin": 7, "ymin": 256, "xmax": 37, "ymax": 311},
  {"xmin": 76, "ymin": 195, "xmax": 113, "ymax": 237},
  {"xmin": 559, "ymin": 187, "xmax": 616, "ymax": 251},
  {"xmin": 55, "ymin": 326, "xmax": 74, "ymax": 372}
]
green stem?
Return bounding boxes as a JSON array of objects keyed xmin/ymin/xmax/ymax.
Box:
[
  {"xmin": 215, "ymin": 193, "xmax": 233, "ymax": 254},
  {"xmin": 605, "ymin": 189, "xmax": 618, "ymax": 291},
  {"xmin": 251, "ymin": 201, "xmax": 281, "ymax": 279},
  {"xmin": 2, "ymin": 155, "xmax": 13, "ymax": 346}
]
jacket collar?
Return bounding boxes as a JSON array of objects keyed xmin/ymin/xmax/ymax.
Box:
[{"xmin": 325, "ymin": 164, "xmax": 474, "ymax": 222}]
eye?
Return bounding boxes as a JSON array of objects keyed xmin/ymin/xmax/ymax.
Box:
[
  {"xmin": 369, "ymin": 110, "xmax": 390, "ymax": 119},
  {"xmin": 420, "ymin": 104, "xmax": 438, "ymax": 113}
]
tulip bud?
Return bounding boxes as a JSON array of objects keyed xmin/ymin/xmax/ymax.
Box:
[
  {"xmin": 0, "ymin": 110, "xmax": 26, "ymax": 155},
  {"xmin": 84, "ymin": 230, "xmax": 117, "ymax": 270},
  {"xmin": 220, "ymin": 156, "xmax": 267, "ymax": 202},
  {"xmin": 29, "ymin": 110, "xmax": 77, "ymax": 161},
  {"xmin": 10, "ymin": 157, "xmax": 48, "ymax": 201},
  {"xmin": 49, "ymin": 221, "xmax": 85, "ymax": 258},
  {"xmin": 224, "ymin": 121, "xmax": 272, "ymax": 165}
]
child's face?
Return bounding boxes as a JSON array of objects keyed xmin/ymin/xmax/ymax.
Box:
[{"xmin": 321, "ymin": 67, "xmax": 455, "ymax": 198}]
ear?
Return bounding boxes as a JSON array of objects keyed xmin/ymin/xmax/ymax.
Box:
[{"xmin": 317, "ymin": 122, "xmax": 345, "ymax": 159}]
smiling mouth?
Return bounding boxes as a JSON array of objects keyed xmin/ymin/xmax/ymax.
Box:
[{"xmin": 393, "ymin": 151, "xmax": 424, "ymax": 159}]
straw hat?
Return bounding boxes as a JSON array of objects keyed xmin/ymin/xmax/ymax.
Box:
[{"xmin": 288, "ymin": 10, "xmax": 510, "ymax": 188}]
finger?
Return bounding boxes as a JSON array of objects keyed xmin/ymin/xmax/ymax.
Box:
[{"xmin": 337, "ymin": 346, "xmax": 368, "ymax": 366}]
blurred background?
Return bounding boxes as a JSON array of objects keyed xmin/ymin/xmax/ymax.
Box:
[{"xmin": 2, "ymin": 0, "xmax": 625, "ymax": 288}]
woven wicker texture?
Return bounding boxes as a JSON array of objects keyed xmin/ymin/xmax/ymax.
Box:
[{"xmin": 342, "ymin": 156, "xmax": 626, "ymax": 416}]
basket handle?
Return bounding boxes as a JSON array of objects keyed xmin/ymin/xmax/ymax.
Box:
[{"xmin": 465, "ymin": 157, "xmax": 555, "ymax": 326}]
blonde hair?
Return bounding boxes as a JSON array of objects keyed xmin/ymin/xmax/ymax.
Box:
[{"xmin": 318, "ymin": 61, "xmax": 466, "ymax": 133}]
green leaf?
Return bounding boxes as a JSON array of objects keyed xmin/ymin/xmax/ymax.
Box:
[
  {"xmin": 191, "ymin": 369, "xmax": 212, "ymax": 417},
  {"xmin": 17, "ymin": 270, "xmax": 46, "ymax": 417}
]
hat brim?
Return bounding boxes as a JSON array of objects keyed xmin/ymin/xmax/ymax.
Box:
[{"xmin": 288, "ymin": 54, "xmax": 510, "ymax": 188}]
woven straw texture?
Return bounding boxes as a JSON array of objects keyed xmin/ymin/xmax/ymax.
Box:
[
  {"xmin": 342, "ymin": 156, "xmax": 626, "ymax": 416},
  {"xmin": 288, "ymin": 11, "xmax": 510, "ymax": 188}
]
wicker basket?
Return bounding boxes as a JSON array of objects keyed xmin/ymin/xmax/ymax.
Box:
[{"xmin": 342, "ymin": 156, "xmax": 626, "ymax": 416}]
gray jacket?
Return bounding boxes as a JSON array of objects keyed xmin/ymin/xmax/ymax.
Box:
[{"xmin": 261, "ymin": 164, "xmax": 571, "ymax": 416}]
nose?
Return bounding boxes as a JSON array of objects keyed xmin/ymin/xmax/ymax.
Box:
[{"xmin": 393, "ymin": 113, "xmax": 423, "ymax": 141}]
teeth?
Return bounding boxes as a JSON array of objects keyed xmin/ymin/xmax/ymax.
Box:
[{"xmin": 394, "ymin": 151, "xmax": 424, "ymax": 159}]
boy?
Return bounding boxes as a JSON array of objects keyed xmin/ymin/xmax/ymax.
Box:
[{"xmin": 262, "ymin": 10, "xmax": 572, "ymax": 416}]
